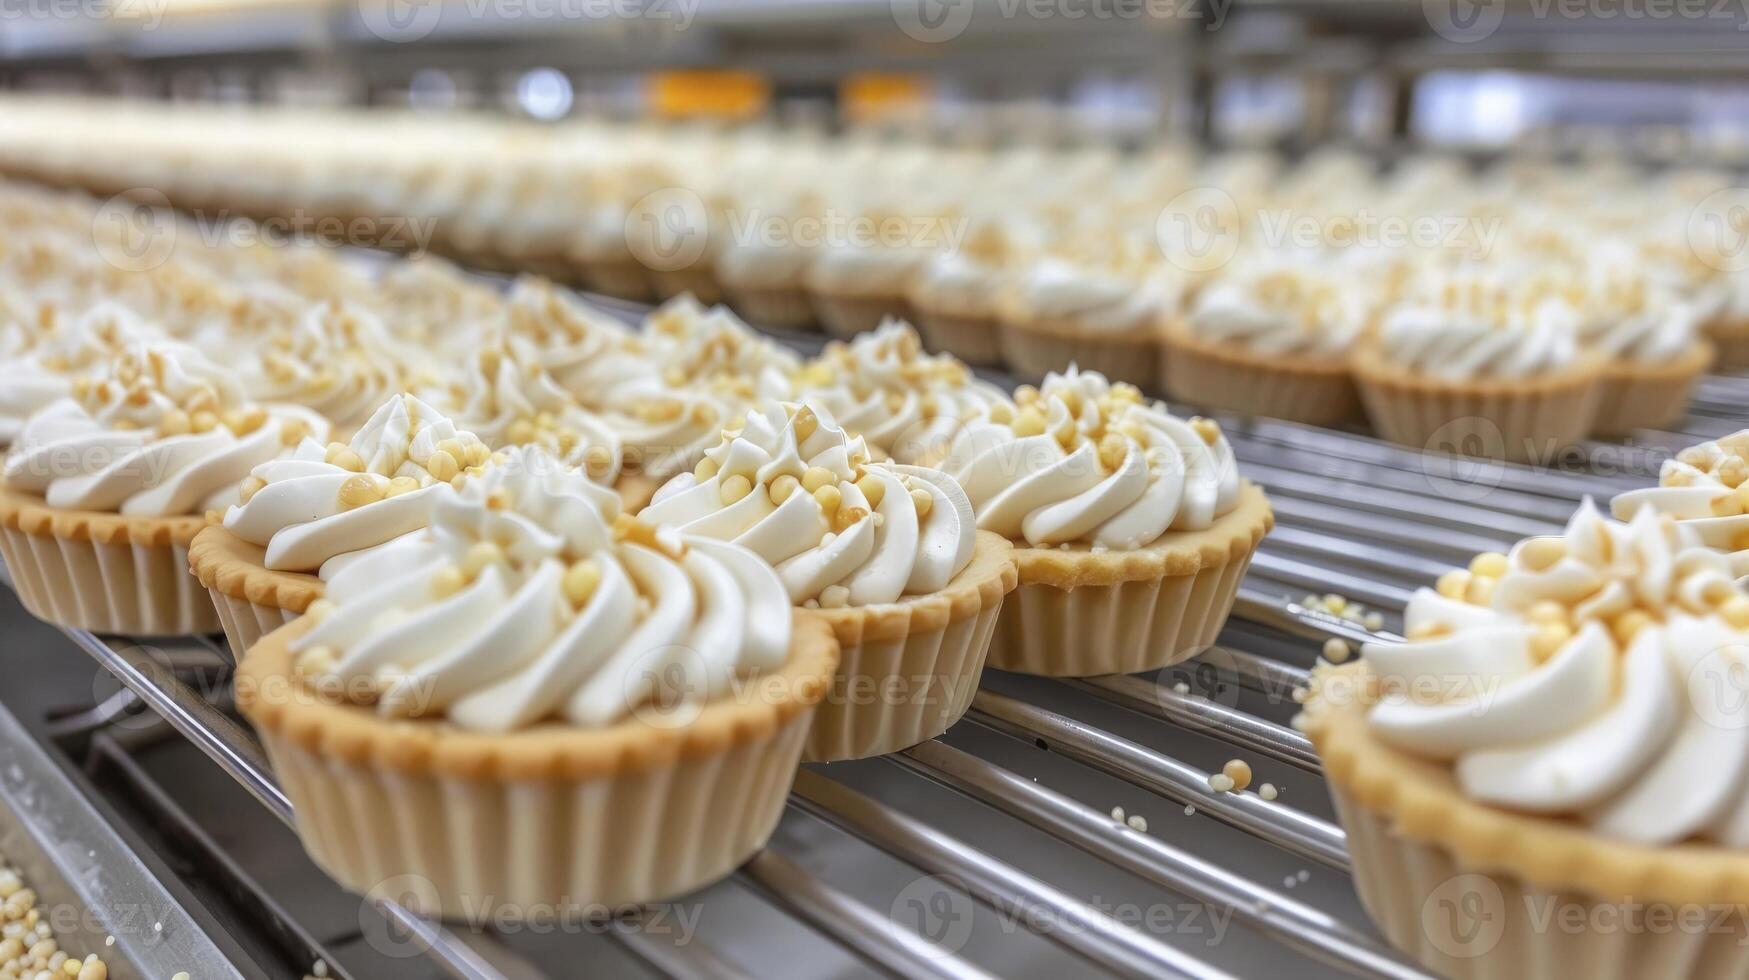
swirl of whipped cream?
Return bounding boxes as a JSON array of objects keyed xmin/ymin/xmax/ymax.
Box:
[
  {"xmin": 238, "ymin": 301, "xmax": 423, "ymax": 431},
  {"xmin": 1007, "ymin": 259, "xmax": 1175, "ymax": 334},
  {"xmin": 423, "ymin": 336, "xmax": 622, "ymax": 483},
  {"xmin": 940, "ymin": 367, "xmax": 1241, "ymax": 549},
  {"xmin": 1188, "ymin": 265, "xmax": 1364, "ymax": 357},
  {"xmin": 505, "ymin": 276, "xmax": 656, "ymax": 403},
  {"xmin": 0, "ymin": 300, "xmax": 158, "ymax": 445},
  {"xmin": 792, "ymin": 321, "xmax": 1007, "ymax": 462},
  {"xmin": 4, "ymin": 343, "xmax": 328, "ymax": 517},
  {"xmin": 223, "ymin": 394, "xmax": 492, "ymax": 574},
  {"xmin": 1573, "ymin": 268, "xmax": 1702, "ymax": 364},
  {"xmin": 1376, "ymin": 269, "xmax": 1583, "ymax": 379},
  {"xmin": 1611, "ymin": 431, "xmax": 1749, "ymax": 578},
  {"xmin": 288, "ymin": 446, "xmax": 791, "ymax": 732},
  {"xmin": 1357, "ymin": 501, "xmax": 1749, "ymax": 845},
  {"xmin": 909, "ymin": 219, "xmax": 1035, "ymax": 315},
  {"xmin": 641, "ymin": 402, "xmax": 976, "ymax": 607}
]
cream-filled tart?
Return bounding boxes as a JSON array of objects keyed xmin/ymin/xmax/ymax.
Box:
[
  {"xmin": 235, "ymin": 446, "xmax": 836, "ymax": 913},
  {"xmin": 1165, "ymin": 262, "xmax": 1367, "ymax": 427},
  {"xmin": 1304, "ymin": 503, "xmax": 1749, "ymax": 980},
  {"xmin": 997, "ymin": 250, "xmax": 1179, "ymax": 389},
  {"xmin": 1611, "ymin": 429, "xmax": 1749, "ymax": 579},
  {"xmin": 938, "ymin": 367, "xmax": 1272, "ymax": 676},
  {"xmin": 1573, "ymin": 265, "xmax": 1711, "ymax": 436},
  {"xmin": 0, "ymin": 300, "xmax": 159, "ymax": 447},
  {"xmin": 1, "ymin": 343, "xmax": 327, "ymax": 634},
  {"xmin": 792, "ymin": 319, "xmax": 1007, "ymax": 464},
  {"xmin": 641, "ymin": 401, "xmax": 1015, "ymax": 760},
  {"xmin": 1355, "ymin": 268, "xmax": 1605, "ymax": 463},
  {"xmin": 189, "ymin": 393, "xmax": 494, "ymax": 658}
]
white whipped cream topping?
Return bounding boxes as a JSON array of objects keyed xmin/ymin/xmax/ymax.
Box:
[
  {"xmin": 1188, "ymin": 265, "xmax": 1364, "ymax": 357},
  {"xmin": 424, "ymin": 336, "xmax": 622, "ymax": 483},
  {"xmin": 239, "ymin": 302, "xmax": 417, "ymax": 430},
  {"xmin": 1377, "ymin": 270, "xmax": 1583, "ymax": 379},
  {"xmin": 291, "ymin": 446, "xmax": 791, "ymax": 732},
  {"xmin": 1361, "ymin": 502, "xmax": 1749, "ymax": 845},
  {"xmin": 642, "ymin": 401, "xmax": 976, "ymax": 606},
  {"xmin": 1008, "ymin": 259, "xmax": 1174, "ymax": 334},
  {"xmin": 792, "ymin": 320, "xmax": 1007, "ymax": 462},
  {"xmin": 941, "ymin": 367, "xmax": 1241, "ymax": 548},
  {"xmin": 1612, "ymin": 431, "xmax": 1749, "ymax": 579},
  {"xmin": 505, "ymin": 276, "xmax": 656, "ymax": 404},
  {"xmin": 223, "ymin": 394, "xmax": 491, "ymax": 573},
  {"xmin": 0, "ymin": 301, "xmax": 158, "ymax": 445},
  {"xmin": 4, "ymin": 344, "xmax": 328, "ymax": 517},
  {"xmin": 1572, "ymin": 264, "xmax": 1702, "ymax": 364}
]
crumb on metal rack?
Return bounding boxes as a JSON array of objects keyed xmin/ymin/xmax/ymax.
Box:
[
  {"xmin": 1300, "ymin": 592, "xmax": 1385, "ymax": 632},
  {"xmin": 1259, "ymin": 783, "xmax": 1279, "ymax": 801},
  {"xmin": 1126, "ymin": 814, "xmax": 1148, "ymax": 833}
]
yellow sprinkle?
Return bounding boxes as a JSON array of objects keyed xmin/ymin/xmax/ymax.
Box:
[
  {"xmin": 157, "ymin": 408, "xmax": 191, "ymax": 437},
  {"xmin": 1011, "ymin": 407, "xmax": 1046, "ymax": 437},
  {"xmin": 1190, "ymin": 417, "xmax": 1221, "ymax": 445},
  {"xmin": 325, "ymin": 444, "xmax": 365, "ymax": 472},
  {"xmin": 1612, "ymin": 610, "xmax": 1655, "ymax": 646},
  {"xmin": 694, "ymin": 456, "xmax": 719, "ymax": 480},
  {"xmin": 1469, "ymin": 552, "xmax": 1510, "ymax": 578},
  {"xmin": 338, "ymin": 474, "xmax": 385, "ymax": 510},
  {"xmin": 1321, "ymin": 638, "xmax": 1351, "ymax": 664},
  {"xmin": 238, "ymin": 475, "xmax": 267, "ymax": 503},
  {"xmin": 1014, "ymin": 385, "xmax": 1039, "ymax": 405},
  {"xmin": 792, "ymin": 406, "xmax": 819, "ymax": 441},
  {"xmin": 1322, "ymin": 593, "xmax": 1348, "ymax": 616},
  {"xmin": 1517, "ymin": 537, "xmax": 1565, "ymax": 572},
  {"xmin": 720, "ymin": 474, "xmax": 753, "ymax": 504},
  {"xmin": 769, "ymin": 474, "xmax": 801, "ymax": 505},
  {"xmin": 813, "ymin": 484, "xmax": 842, "ymax": 515},
  {"xmin": 1222, "ymin": 759, "xmax": 1253, "ymax": 792},
  {"xmin": 191, "ymin": 410, "xmax": 219, "ymax": 434},
  {"xmin": 1435, "ymin": 569, "xmax": 1472, "ymax": 600},
  {"xmin": 461, "ymin": 541, "xmax": 503, "ymax": 579},
  {"xmin": 802, "ymin": 466, "xmax": 837, "ymax": 493},
  {"xmin": 1714, "ymin": 494, "xmax": 1746, "ymax": 518},
  {"xmin": 506, "ymin": 418, "xmax": 538, "ymax": 445},
  {"xmin": 1721, "ymin": 597, "xmax": 1749, "ymax": 629},
  {"xmin": 1405, "ymin": 620, "xmax": 1452, "ymax": 641},
  {"xmin": 1526, "ymin": 600, "xmax": 1568, "ymax": 624},
  {"xmin": 834, "ymin": 505, "xmax": 869, "ymax": 533},
  {"xmin": 1465, "ymin": 575, "xmax": 1497, "ymax": 606},
  {"xmin": 1097, "ymin": 433, "xmax": 1128, "ymax": 472},
  {"xmin": 227, "ymin": 406, "xmax": 269, "ymax": 436},
  {"xmin": 427, "ymin": 449, "xmax": 460, "ymax": 483},
  {"xmin": 386, "ymin": 476, "xmax": 421, "ymax": 497},
  {"xmin": 910, "ymin": 487, "xmax": 934, "ymax": 518},
  {"xmin": 562, "ymin": 559, "xmax": 602, "ymax": 607},
  {"xmin": 855, "ymin": 474, "xmax": 886, "ymax": 509},
  {"xmin": 1530, "ymin": 621, "xmax": 1572, "ymax": 662}
]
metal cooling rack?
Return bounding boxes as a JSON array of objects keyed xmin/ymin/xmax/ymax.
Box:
[{"xmin": 2, "ymin": 282, "xmax": 1743, "ymax": 979}]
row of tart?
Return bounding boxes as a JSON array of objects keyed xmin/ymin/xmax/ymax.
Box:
[{"xmin": 0, "ymin": 98, "xmax": 1737, "ymax": 461}]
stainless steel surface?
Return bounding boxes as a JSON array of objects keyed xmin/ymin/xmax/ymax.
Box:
[{"xmin": 0, "ymin": 271, "xmax": 1742, "ymax": 978}]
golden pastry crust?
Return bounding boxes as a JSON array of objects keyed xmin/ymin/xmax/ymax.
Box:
[
  {"xmin": 1351, "ymin": 342, "xmax": 1607, "ymax": 397},
  {"xmin": 1009, "ymin": 481, "xmax": 1272, "ymax": 590},
  {"xmin": 187, "ymin": 524, "xmax": 325, "ymax": 614},
  {"xmin": 1161, "ymin": 318, "xmax": 1352, "ymax": 378},
  {"xmin": 998, "ymin": 306, "xmax": 1163, "ymax": 344},
  {"xmin": 236, "ymin": 613, "xmax": 839, "ymax": 783},
  {"xmin": 1305, "ymin": 660, "xmax": 1749, "ymax": 907},
  {"xmin": 801, "ymin": 530, "xmax": 1018, "ymax": 646},
  {"xmin": 1600, "ymin": 339, "xmax": 1713, "ymax": 384},
  {"xmin": 0, "ymin": 482, "xmax": 204, "ymax": 547}
]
